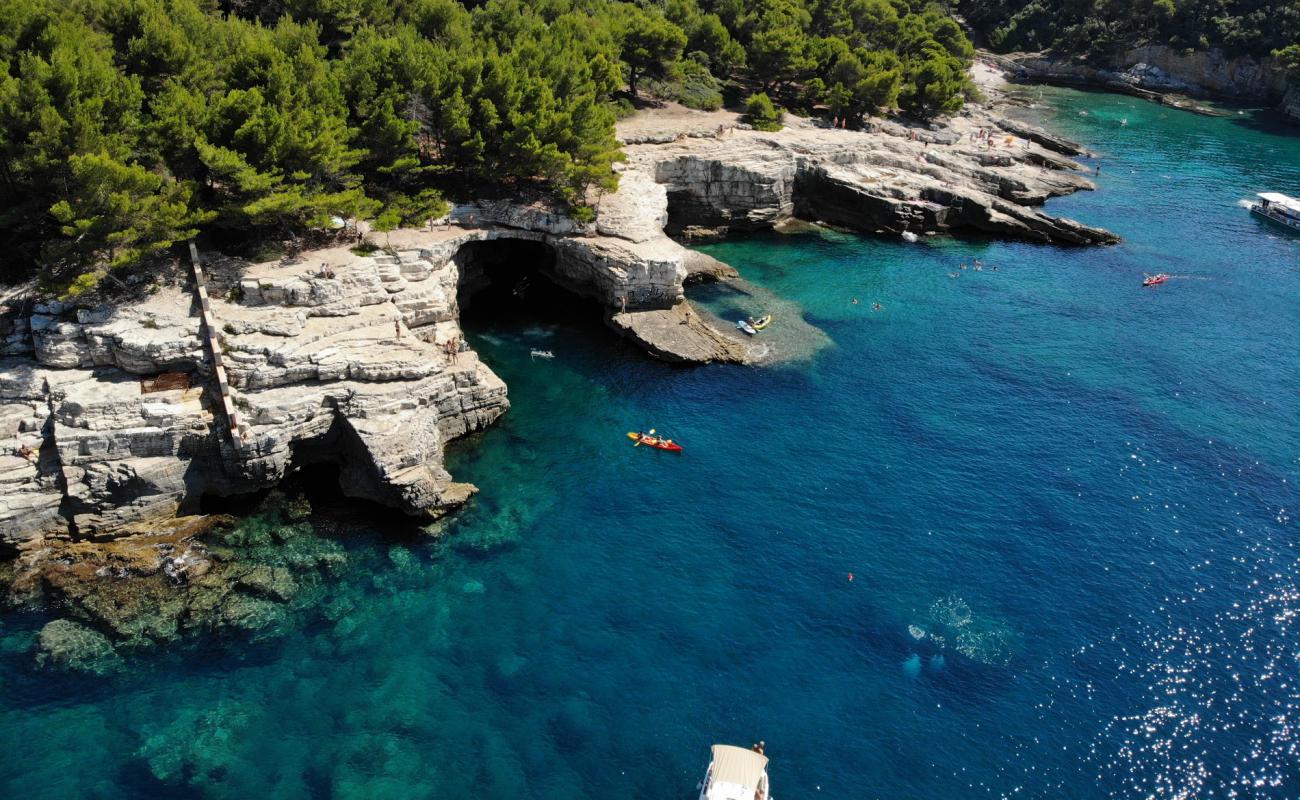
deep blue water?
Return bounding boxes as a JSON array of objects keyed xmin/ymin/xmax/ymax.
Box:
[{"xmin": 2, "ymin": 88, "xmax": 1299, "ymax": 799}]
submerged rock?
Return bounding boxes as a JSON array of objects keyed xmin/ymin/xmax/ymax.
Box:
[
  {"xmin": 137, "ymin": 700, "xmax": 254, "ymax": 787},
  {"xmin": 2, "ymin": 498, "xmax": 354, "ymax": 667},
  {"xmin": 35, "ymin": 619, "xmax": 121, "ymax": 674}
]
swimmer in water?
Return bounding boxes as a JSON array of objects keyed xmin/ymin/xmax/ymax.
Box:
[
  {"xmin": 949, "ymin": 272, "xmax": 959, "ymax": 278},
  {"xmin": 872, "ymin": 302, "xmax": 883, "ymax": 311},
  {"xmin": 851, "ymin": 297, "xmax": 859, "ymax": 305}
]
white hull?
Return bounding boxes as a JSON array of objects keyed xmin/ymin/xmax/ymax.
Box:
[{"xmin": 1250, "ymin": 205, "xmax": 1300, "ymax": 233}]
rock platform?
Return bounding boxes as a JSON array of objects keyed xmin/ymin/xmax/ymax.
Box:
[{"xmin": 1, "ymin": 99, "xmax": 1115, "ymax": 543}]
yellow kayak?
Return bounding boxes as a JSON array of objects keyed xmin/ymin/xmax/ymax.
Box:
[{"xmin": 752, "ymin": 314, "xmax": 772, "ymax": 330}]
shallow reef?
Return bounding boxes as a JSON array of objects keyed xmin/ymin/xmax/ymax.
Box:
[{"xmin": 0, "ymin": 494, "xmax": 357, "ymax": 673}]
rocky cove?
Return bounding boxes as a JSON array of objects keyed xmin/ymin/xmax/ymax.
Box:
[
  {"xmin": 989, "ymin": 46, "xmax": 1300, "ymax": 123},
  {"xmin": 0, "ymin": 99, "xmax": 1115, "ymax": 664}
]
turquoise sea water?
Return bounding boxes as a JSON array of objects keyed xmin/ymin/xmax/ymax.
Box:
[{"xmin": 3, "ymin": 88, "xmax": 1300, "ymax": 798}]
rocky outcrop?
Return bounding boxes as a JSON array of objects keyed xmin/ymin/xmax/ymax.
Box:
[
  {"xmin": 2, "ymin": 98, "xmax": 1115, "ymax": 545},
  {"xmin": 0, "ymin": 222, "xmax": 739, "ymax": 545},
  {"xmin": 608, "ymin": 305, "xmax": 754, "ymax": 364},
  {"xmin": 1283, "ymin": 86, "xmax": 1300, "ymax": 125},
  {"xmin": 995, "ymin": 47, "xmax": 1297, "ymax": 121},
  {"xmin": 626, "ymin": 111, "xmax": 1116, "ymax": 245}
]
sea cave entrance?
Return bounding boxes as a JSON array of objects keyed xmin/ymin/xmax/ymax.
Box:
[{"xmin": 454, "ymin": 238, "xmax": 606, "ymax": 336}]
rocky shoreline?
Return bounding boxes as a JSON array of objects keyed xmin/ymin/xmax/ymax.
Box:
[
  {"xmin": 985, "ymin": 47, "xmax": 1299, "ymax": 123},
  {"xmin": 0, "ymin": 91, "xmax": 1115, "ymax": 663}
]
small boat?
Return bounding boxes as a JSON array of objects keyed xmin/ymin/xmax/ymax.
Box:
[
  {"xmin": 751, "ymin": 314, "xmax": 772, "ymax": 330},
  {"xmin": 736, "ymin": 320, "xmax": 757, "ymax": 336},
  {"xmin": 627, "ymin": 431, "xmax": 682, "ymax": 452},
  {"xmin": 698, "ymin": 744, "xmax": 770, "ymax": 800},
  {"xmin": 901, "ymin": 230, "xmax": 919, "ymax": 243},
  {"xmin": 529, "ymin": 349, "xmax": 555, "ymax": 359},
  {"xmin": 1249, "ymin": 192, "xmax": 1300, "ymax": 234},
  {"xmin": 1142, "ymin": 273, "xmax": 1170, "ymax": 287}
]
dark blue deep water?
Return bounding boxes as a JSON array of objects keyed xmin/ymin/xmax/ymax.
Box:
[{"xmin": 2, "ymin": 88, "xmax": 1299, "ymax": 799}]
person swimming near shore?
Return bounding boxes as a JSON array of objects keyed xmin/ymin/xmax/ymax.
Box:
[
  {"xmin": 851, "ymin": 297, "xmax": 859, "ymax": 305},
  {"xmin": 872, "ymin": 302, "xmax": 883, "ymax": 311}
]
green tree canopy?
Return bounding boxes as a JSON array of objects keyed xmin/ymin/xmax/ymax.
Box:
[
  {"xmin": 0, "ymin": 0, "xmax": 979, "ymax": 291},
  {"xmin": 619, "ymin": 5, "xmax": 687, "ymax": 96}
]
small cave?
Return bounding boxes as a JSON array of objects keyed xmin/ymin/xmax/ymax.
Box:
[
  {"xmin": 454, "ymin": 239, "xmax": 606, "ymax": 334},
  {"xmin": 663, "ymin": 189, "xmax": 736, "ymax": 240}
]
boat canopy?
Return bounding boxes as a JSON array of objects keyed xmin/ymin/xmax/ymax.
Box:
[
  {"xmin": 710, "ymin": 745, "xmax": 768, "ymax": 791},
  {"xmin": 1258, "ymin": 192, "xmax": 1300, "ymax": 213}
]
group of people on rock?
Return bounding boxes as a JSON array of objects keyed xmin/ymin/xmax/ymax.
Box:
[{"xmin": 442, "ymin": 336, "xmax": 466, "ymax": 361}]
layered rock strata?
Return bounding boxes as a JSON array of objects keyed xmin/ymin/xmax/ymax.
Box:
[
  {"xmin": 2, "ymin": 101, "xmax": 1114, "ymax": 544},
  {"xmin": 991, "ymin": 47, "xmax": 1297, "ymax": 123},
  {"xmin": 621, "ymin": 108, "xmax": 1116, "ymax": 245}
]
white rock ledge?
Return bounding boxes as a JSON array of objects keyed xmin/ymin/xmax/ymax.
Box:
[{"xmin": 0, "ymin": 103, "xmax": 1112, "ymax": 544}]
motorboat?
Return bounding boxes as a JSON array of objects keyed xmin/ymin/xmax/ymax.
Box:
[
  {"xmin": 901, "ymin": 230, "xmax": 919, "ymax": 242},
  {"xmin": 1249, "ymin": 192, "xmax": 1300, "ymax": 233},
  {"xmin": 736, "ymin": 320, "xmax": 758, "ymax": 336},
  {"xmin": 1142, "ymin": 273, "xmax": 1169, "ymax": 287},
  {"xmin": 529, "ymin": 349, "xmax": 555, "ymax": 359},
  {"xmin": 698, "ymin": 744, "xmax": 770, "ymax": 800}
]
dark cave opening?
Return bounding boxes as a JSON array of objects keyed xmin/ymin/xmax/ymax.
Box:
[{"xmin": 454, "ymin": 239, "xmax": 606, "ymax": 332}]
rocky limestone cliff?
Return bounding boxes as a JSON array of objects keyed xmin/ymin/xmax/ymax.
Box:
[
  {"xmin": 1, "ymin": 101, "xmax": 1114, "ymax": 546},
  {"xmin": 995, "ymin": 47, "xmax": 1298, "ymax": 123},
  {"xmin": 623, "ymin": 107, "xmax": 1115, "ymax": 245}
]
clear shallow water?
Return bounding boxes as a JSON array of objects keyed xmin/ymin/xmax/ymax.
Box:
[{"xmin": 3, "ymin": 89, "xmax": 1300, "ymax": 798}]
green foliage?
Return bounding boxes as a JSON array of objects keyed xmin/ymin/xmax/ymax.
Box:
[
  {"xmin": 50, "ymin": 151, "xmax": 212, "ymax": 269},
  {"xmin": 0, "ymin": 0, "xmax": 981, "ymax": 288},
  {"xmin": 745, "ymin": 91, "xmax": 785, "ymax": 130},
  {"xmin": 961, "ymin": 0, "xmax": 1300, "ymax": 63},
  {"xmin": 643, "ymin": 58, "xmax": 726, "ymax": 110},
  {"xmin": 619, "ymin": 4, "xmax": 687, "ymax": 96},
  {"xmin": 1277, "ymin": 43, "xmax": 1300, "ymax": 81}
]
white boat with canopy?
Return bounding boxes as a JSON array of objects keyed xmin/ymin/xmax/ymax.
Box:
[
  {"xmin": 1249, "ymin": 192, "xmax": 1300, "ymax": 233},
  {"xmin": 698, "ymin": 744, "xmax": 771, "ymax": 800}
]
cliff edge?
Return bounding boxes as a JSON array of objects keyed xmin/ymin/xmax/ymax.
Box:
[{"xmin": 0, "ymin": 99, "xmax": 1113, "ymax": 545}]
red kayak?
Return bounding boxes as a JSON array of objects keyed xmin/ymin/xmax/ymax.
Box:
[
  {"xmin": 627, "ymin": 431, "xmax": 683, "ymax": 452},
  {"xmin": 1143, "ymin": 273, "xmax": 1170, "ymax": 286}
]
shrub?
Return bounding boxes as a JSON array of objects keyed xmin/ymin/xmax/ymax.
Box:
[
  {"xmin": 643, "ymin": 60, "xmax": 724, "ymax": 111},
  {"xmin": 744, "ymin": 93, "xmax": 784, "ymax": 131}
]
